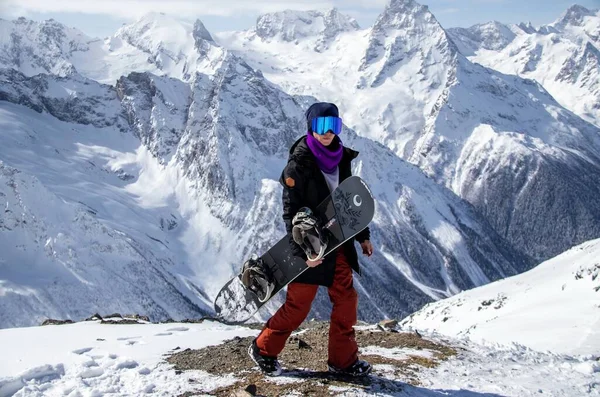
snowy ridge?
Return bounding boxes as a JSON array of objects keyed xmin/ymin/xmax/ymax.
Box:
[
  {"xmin": 410, "ymin": 56, "xmax": 600, "ymax": 260},
  {"xmin": 252, "ymin": 8, "xmax": 360, "ymax": 52},
  {"xmin": 116, "ymin": 72, "xmax": 191, "ymax": 161},
  {"xmin": 108, "ymin": 13, "xmax": 226, "ymax": 81},
  {"xmin": 0, "ymin": 68, "xmax": 124, "ymax": 128},
  {"xmin": 552, "ymin": 4, "xmax": 600, "ymax": 39},
  {"xmin": 113, "ymin": 12, "xmax": 217, "ymax": 62},
  {"xmin": 447, "ymin": 21, "xmax": 518, "ymax": 53},
  {"xmin": 0, "ymin": 13, "xmax": 228, "ymax": 84},
  {"xmin": 401, "ymin": 238, "xmax": 600, "ymax": 356},
  {"xmin": 449, "ymin": 5, "xmax": 600, "ymax": 127},
  {"xmin": 0, "ymin": 17, "xmax": 93, "ymax": 77}
]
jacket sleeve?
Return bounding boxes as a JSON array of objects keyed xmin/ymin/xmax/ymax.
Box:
[
  {"xmin": 281, "ymin": 160, "xmax": 308, "ymax": 261},
  {"xmin": 355, "ymin": 226, "xmax": 370, "ymax": 243}
]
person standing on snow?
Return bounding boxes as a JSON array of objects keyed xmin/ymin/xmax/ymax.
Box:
[{"xmin": 248, "ymin": 102, "xmax": 374, "ymax": 377}]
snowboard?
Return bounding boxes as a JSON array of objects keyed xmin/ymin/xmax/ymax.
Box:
[{"xmin": 214, "ymin": 175, "xmax": 375, "ymax": 324}]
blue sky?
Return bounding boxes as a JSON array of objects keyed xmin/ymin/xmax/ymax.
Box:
[{"xmin": 0, "ymin": 0, "xmax": 598, "ymax": 38}]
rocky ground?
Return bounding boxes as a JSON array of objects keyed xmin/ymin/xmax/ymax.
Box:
[{"xmin": 167, "ymin": 321, "xmax": 457, "ymax": 396}]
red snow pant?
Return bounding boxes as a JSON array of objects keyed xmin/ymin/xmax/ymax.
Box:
[{"xmin": 255, "ymin": 249, "xmax": 358, "ymax": 369}]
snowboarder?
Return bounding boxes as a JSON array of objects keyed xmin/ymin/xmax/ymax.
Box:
[{"xmin": 248, "ymin": 102, "xmax": 374, "ymax": 376}]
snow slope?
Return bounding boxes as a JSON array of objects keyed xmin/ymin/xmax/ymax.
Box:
[
  {"xmin": 401, "ymin": 238, "xmax": 600, "ymax": 356},
  {"xmin": 0, "ymin": 320, "xmax": 598, "ymax": 396},
  {"xmin": 0, "ymin": 320, "xmax": 257, "ymax": 396},
  {"xmin": 0, "ymin": 103, "xmax": 215, "ymax": 328}
]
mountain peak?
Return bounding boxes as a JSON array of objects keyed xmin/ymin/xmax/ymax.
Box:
[
  {"xmin": 323, "ymin": 7, "xmax": 361, "ymax": 30},
  {"xmin": 123, "ymin": 13, "xmax": 216, "ymax": 46},
  {"xmin": 372, "ymin": 0, "xmax": 441, "ymax": 34},
  {"xmin": 360, "ymin": 0, "xmax": 456, "ymax": 87},
  {"xmin": 111, "ymin": 13, "xmax": 221, "ymax": 79},
  {"xmin": 193, "ymin": 19, "xmax": 215, "ymax": 44},
  {"xmin": 564, "ymin": 4, "xmax": 593, "ymax": 16},
  {"xmin": 116, "ymin": 12, "xmax": 192, "ymax": 39},
  {"xmin": 7, "ymin": 16, "xmax": 87, "ymax": 39},
  {"xmin": 388, "ymin": 0, "xmax": 424, "ymax": 11},
  {"xmin": 448, "ymin": 21, "xmax": 516, "ymax": 51},
  {"xmin": 517, "ymin": 21, "xmax": 537, "ymax": 34},
  {"xmin": 253, "ymin": 8, "xmax": 359, "ymax": 44},
  {"xmin": 553, "ymin": 4, "xmax": 595, "ymax": 28},
  {"xmin": 12, "ymin": 16, "xmax": 63, "ymax": 28}
]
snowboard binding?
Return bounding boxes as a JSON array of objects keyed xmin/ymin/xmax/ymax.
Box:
[
  {"xmin": 292, "ymin": 207, "xmax": 329, "ymax": 262},
  {"xmin": 241, "ymin": 255, "xmax": 275, "ymax": 303}
]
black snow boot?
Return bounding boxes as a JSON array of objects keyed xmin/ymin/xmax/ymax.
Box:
[
  {"xmin": 328, "ymin": 359, "xmax": 372, "ymax": 377},
  {"xmin": 248, "ymin": 339, "xmax": 282, "ymax": 376}
]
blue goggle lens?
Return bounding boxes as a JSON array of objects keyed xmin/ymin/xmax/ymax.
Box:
[{"xmin": 311, "ymin": 116, "xmax": 343, "ymax": 135}]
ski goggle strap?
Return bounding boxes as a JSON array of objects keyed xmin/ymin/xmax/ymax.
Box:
[{"xmin": 310, "ymin": 116, "xmax": 343, "ymax": 135}]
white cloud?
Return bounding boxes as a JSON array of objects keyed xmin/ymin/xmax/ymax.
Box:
[{"xmin": 1, "ymin": 0, "xmax": 389, "ymax": 19}]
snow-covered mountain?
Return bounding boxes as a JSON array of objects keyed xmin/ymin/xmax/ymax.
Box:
[
  {"xmin": 551, "ymin": 4, "xmax": 600, "ymax": 42},
  {"xmin": 108, "ymin": 12, "xmax": 226, "ymax": 81},
  {"xmin": 0, "ymin": 61, "xmax": 532, "ymax": 327},
  {"xmin": 217, "ymin": 0, "xmax": 600, "ymax": 262},
  {"xmin": 1, "ymin": 1, "xmax": 598, "ymax": 327},
  {"xmin": 0, "ymin": 13, "xmax": 227, "ymax": 85},
  {"xmin": 448, "ymin": 21, "xmax": 518, "ymax": 53},
  {"xmin": 252, "ymin": 8, "xmax": 360, "ymax": 52},
  {"xmin": 448, "ymin": 5, "xmax": 600, "ymax": 128},
  {"xmin": 218, "ymin": 0, "xmax": 456, "ymax": 157},
  {"xmin": 0, "ymin": 17, "xmax": 94, "ymax": 77},
  {"xmin": 401, "ymin": 238, "xmax": 600, "ymax": 356},
  {"xmin": 411, "ymin": 57, "xmax": 600, "ymax": 262}
]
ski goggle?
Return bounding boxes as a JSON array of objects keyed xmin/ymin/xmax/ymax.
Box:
[{"xmin": 310, "ymin": 116, "xmax": 343, "ymax": 135}]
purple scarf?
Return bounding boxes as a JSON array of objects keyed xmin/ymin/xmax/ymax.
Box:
[{"xmin": 306, "ymin": 132, "xmax": 343, "ymax": 174}]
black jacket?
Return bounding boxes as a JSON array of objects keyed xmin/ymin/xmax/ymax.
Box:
[{"xmin": 279, "ymin": 135, "xmax": 370, "ymax": 286}]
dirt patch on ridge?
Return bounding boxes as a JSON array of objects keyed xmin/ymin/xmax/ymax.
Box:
[{"xmin": 167, "ymin": 322, "xmax": 457, "ymax": 396}]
